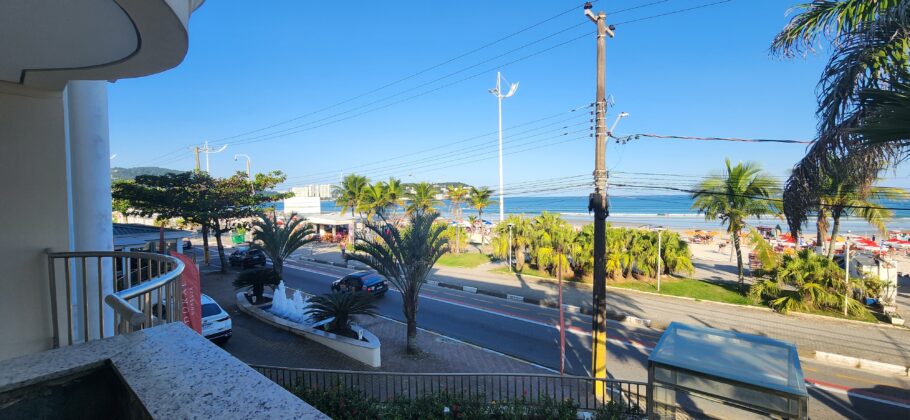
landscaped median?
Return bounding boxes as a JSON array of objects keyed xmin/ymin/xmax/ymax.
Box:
[{"xmin": 235, "ymin": 291, "xmax": 382, "ymax": 367}]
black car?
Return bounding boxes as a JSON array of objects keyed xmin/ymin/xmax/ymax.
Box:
[
  {"xmin": 331, "ymin": 271, "xmax": 388, "ymax": 297},
  {"xmin": 229, "ymin": 247, "xmax": 267, "ymax": 268}
]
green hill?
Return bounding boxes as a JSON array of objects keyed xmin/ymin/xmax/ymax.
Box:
[{"xmin": 111, "ymin": 166, "xmax": 184, "ymax": 181}]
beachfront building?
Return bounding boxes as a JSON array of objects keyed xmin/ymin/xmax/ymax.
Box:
[
  {"xmin": 0, "ymin": 2, "xmax": 323, "ymax": 416},
  {"xmin": 113, "ymin": 223, "xmax": 191, "ymax": 253}
]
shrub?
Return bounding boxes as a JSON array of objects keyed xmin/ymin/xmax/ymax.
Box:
[
  {"xmin": 305, "ymin": 292, "xmax": 378, "ymax": 336},
  {"xmin": 233, "ymin": 268, "xmax": 280, "ymax": 300}
]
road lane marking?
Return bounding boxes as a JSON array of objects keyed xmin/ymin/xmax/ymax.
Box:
[
  {"xmin": 279, "ymin": 260, "xmax": 909, "ymax": 408},
  {"xmin": 805, "ymin": 378, "xmax": 910, "ymax": 409}
]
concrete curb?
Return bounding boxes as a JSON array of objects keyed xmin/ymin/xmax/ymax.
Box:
[{"xmin": 814, "ymin": 351, "xmax": 909, "ymax": 376}]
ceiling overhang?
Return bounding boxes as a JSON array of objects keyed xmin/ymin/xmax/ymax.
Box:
[{"xmin": 0, "ymin": 0, "xmax": 205, "ymax": 90}]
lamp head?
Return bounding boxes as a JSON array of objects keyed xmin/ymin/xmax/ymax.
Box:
[{"xmin": 584, "ymin": 2, "xmax": 593, "ymax": 10}]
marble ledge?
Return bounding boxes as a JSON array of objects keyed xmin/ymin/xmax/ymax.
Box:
[{"xmin": 0, "ymin": 323, "xmax": 327, "ymax": 419}]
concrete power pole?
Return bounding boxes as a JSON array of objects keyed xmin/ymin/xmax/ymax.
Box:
[
  {"xmin": 193, "ymin": 146, "xmax": 201, "ymax": 172},
  {"xmin": 585, "ymin": 2, "xmax": 614, "ymax": 391}
]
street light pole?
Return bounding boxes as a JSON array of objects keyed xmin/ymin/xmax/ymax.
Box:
[
  {"xmin": 234, "ymin": 154, "xmax": 253, "ymax": 194},
  {"xmin": 585, "ymin": 1, "xmax": 615, "ymax": 388},
  {"xmin": 489, "ymin": 71, "xmax": 518, "ymax": 223},
  {"xmin": 200, "ymin": 140, "xmax": 228, "ymax": 174}
]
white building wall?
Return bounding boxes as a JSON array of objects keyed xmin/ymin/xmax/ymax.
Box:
[
  {"xmin": 0, "ymin": 82, "xmax": 73, "ymax": 360},
  {"xmin": 283, "ymin": 195, "xmax": 321, "ymax": 215}
]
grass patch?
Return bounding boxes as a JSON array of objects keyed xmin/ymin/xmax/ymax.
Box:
[
  {"xmin": 794, "ymin": 303, "xmax": 879, "ymax": 323},
  {"xmin": 490, "ymin": 266, "xmax": 581, "ymax": 282},
  {"xmin": 611, "ymin": 278, "xmax": 754, "ymax": 306},
  {"xmin": 436, "ymin": 252, "xmax": 491, "ymax": 268}
]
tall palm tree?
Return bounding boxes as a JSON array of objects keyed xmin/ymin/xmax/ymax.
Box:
[
  {"xmin": 692, "ymin": 159, "xmax": 779, "ymax": 288},
  {"xmin": 347, "ymin": 210, "xmax": 448, "ymax": 354},
  {"xmin": 772, "ymin": 1, "xmax": 910, "ymax": 233},
  {"xmin": 358, "ymin": 181, "xmax": 390, "ymax": 219},
  {"xmin": 495, "ymin": 214, "xmax": 533, "ymax": 270},
  {"xmin": 384, "ymin": 177, "xmax": 405, "ymax": 220},
  {"xmin": 405, "ymin": 182, "xmax": 440, "ymax": 215},
  {"xmin": 251, "ymin": 211, "xmax": 315, "ymax": 277},
  {"xmin": 447, "ymin": 185, "xmax": 469, "ymax": 253},
  {"xmin": 333, "ymin": 174, "xmax": 369, "ymax": 218},
  {"xmin": 550, "ymin": 224, "xmax": 575, "ymax": 375},
  {"xmin": 469, "ymin": 186, "xmax": 494, "ymax": 244}
]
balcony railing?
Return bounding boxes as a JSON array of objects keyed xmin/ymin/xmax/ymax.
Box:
[
  {"xmin": 250, "ymin": 365, "xmax": 648, "ymax": 415},
  {"xmin": 46, "ymin": 251, "xmax": 185, "ymax": 347}
]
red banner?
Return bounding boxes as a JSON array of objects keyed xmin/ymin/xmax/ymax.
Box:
[{"xmin": 170, "ymin": 251, "xmax": 202, "ymax": 334}]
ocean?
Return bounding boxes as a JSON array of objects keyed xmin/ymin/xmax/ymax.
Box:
[{"xmin": 290, "ymin": 195, "xmax": 910, "ymax": 235}]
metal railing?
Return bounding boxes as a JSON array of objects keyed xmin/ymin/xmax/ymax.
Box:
[
  {"xmin": 251, "ymin": 366, "xmax": 647, "ymax": 415},
  {"xmin": 47, "ymin": 251, "xmax": 185, "ymax": 347}
]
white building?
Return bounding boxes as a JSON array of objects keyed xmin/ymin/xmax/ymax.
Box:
[{"xmin": 291, "ymin": 184, "xmax": 333, "ymax": 198}]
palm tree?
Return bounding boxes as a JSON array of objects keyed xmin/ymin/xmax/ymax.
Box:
[
  {"xmin": 385, "ymin": 177, "xmax": 405, "ymax": 220},
  {"xmin": 405, "ymin": 182, "xmax": 440, "ymax": 215},
  {"xmin": 549, "ymin": 224, "xmax": 575, "ymax": 375},
  {"xmin": 469, "ymin": 186, "xmax": 494, "ymax": 243},
  {"xmin": 305, "ymin": 292, "xmax": 378, "ymax": 336},
  {"xmin": 494, "ymin": 214, "xmax": 533, "ymax": 270},
  {"xmin": 692, "ymin": 159, "xmax": 779, "ymax": 288},
  {"xmin": 772, "ymin": 1, "xmax": 910, "ymax": 234},
  {"xmin": 333, "ymin": 174, "xmax": 369, "ymax": 218},
  {"xmin": 233, "ymin": 268, "xmax": 280, "ymax": 302},
  {"xmin": 347, "ymin": 210, "xmax": 448, "ymax": 354},
  {"xmin": 251, "ymin": 211, "xmax": 315, "ymax": 277},
  {"xmin": 447, "ymin": 185, "xmax": 469, "ymax": 253},
  {"xmin": 359, "ymin": 182, "xmax": 390, "ymax": 219},
  {"xmin": 815, "ymin": 158, "xmax": 909, "ymax": 258}
]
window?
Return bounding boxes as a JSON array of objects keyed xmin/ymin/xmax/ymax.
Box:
[{"xmin": 202, "ymin": 303, "xmax": 221, "ymax": 318}]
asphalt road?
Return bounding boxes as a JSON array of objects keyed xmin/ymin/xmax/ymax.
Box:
[{"xmin": 208, "ymin": 252, "xmax": 910, "ymax": 419}]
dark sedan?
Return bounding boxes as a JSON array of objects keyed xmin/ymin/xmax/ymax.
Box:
[
  {"xmin": 331, "ymin": 271, "xmax": 388, "ymax": 297},
  {"xmin": 229, "ymin": 247, "xmax": 267, "ymax": 269}
]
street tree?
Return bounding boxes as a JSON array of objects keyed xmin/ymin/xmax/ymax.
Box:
[
  {"xmin": 347, "ymin": 210, "xmax": 448, "ymax": 354},
  {"xmin": 252, "ymin": 211, "xmax": 316, "ymax": 277}
]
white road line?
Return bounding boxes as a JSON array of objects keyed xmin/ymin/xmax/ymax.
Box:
[{"xmin": 807, "ymin": 382, "xmax": 910, "ymax": 410}]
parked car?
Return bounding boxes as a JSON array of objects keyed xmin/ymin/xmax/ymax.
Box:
[
  {"xmin": 201, "ymin": 294, "xmax": 232, "ymax": 343},
  {"xmin": 331, "ymin": 271, "xmax": 388, "ymax": 297},
  {"xmin": 229, "ymin": 247, "xmax": 267, "ymax": 268}
]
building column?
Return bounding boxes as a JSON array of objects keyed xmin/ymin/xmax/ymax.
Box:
[{"xmin": 67, "ymin": 80, "xmax": 114, "ymax": 339}]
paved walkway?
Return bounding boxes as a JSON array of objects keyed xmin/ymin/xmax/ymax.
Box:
[{"xmin": 293, "ymin": 246, "xmax": 910, "ymax": 368}]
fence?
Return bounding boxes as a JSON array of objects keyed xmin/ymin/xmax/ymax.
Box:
[{"xmin": 251, "ymin": 365, "xmax": 647, "ymax": 415}]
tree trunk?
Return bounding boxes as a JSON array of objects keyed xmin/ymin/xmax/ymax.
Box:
[
  {"xmin": 273, "ymin": 257, "xmax": 283, "ymax": 277},
  {"xmin": 202, "ymin": 225, "xmax": 211, "ymax": 266},
  {"xmin": 516, "ymin": 248, "xmax": 525, "ymax": 271},
  {"xmin": 732, "ymin": 230, "xmax": 744, "ymax": 289},
  {"xmin": 816, "ymin": 210, "xmax": 828, "ymax": 255},
  {"xmin": 404, "ymin": 292, "xmax": 419, "ymax": 354},
  {"xmin": 827, "ymin": 212, "xmax": 842, "ymax": 260},
  {"xmin": 213, "ymin": 221, "xmax": 227, "ymax": 274}
]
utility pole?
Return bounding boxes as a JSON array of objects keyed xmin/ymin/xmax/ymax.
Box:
[
  {"xmin": 193, "ymin": 146, "xmax": 201, "ymax": 172},
  {"xmin": 489, "ymin": 71, "xmax": 519, "ymax": 222},
  {"xmin": 585, "ymin": 1, "xmax": 614, "ymax": 393}
]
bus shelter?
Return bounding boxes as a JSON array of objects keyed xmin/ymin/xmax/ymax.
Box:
[{"xmin": 647, "ymin": 322, "xmax": 808, "ymax": 419}]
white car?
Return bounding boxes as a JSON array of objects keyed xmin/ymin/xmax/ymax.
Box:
[{"xmin": 201, "ymin": 294, "xmax": 232, "ymax": 343}]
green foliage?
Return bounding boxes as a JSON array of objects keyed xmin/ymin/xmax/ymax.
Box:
[
  {"xmin": 437, "ymin": 252, "xmax": 490, "ymax": 268},
  {"xmin": 406, "ymin": 182, "xmax": 441, "ymax": 215},
  {"xmin": 293, "ymin": 386, "xmax": 581, "ymax": 420},
  {"xmin": 110, "ymin": 166, "xmax": 183, "ymax": 181},
  {"xmin": 772, "ymin": 0, "xmax": 910, "ymax": 234},
  {"xmin": 692, "ymin": 159, "xmax": 779, "ymax": 285},
  {"xmin": 749, "ymin": 249, "xmax": 869, "ymax": 316},
  {"xmin": 593, "ymin": 398, "xmax": 640, "ymax": 420},
  {"xmin": 469, "ymin": 186, "xmax": 495, "ymax": 231},
  {"xmin": 347, "ymin": 210, "xmax": 449, "ymax": 354},
  {"xmin": 334, "ymin": 174, "xmax": 369, "ymax": 217},
  {"xmin": 441, "ymin": 225, "xmax": 468, "ymax": 254},
  {"xmin": 305, "ymin": 292, "xmax": 378, "ymax": 335},
  {"xmin": 233, "ymin": 268, "xmax": 280, "ymax": 300},
  {"xmin": 252, "ymin": 211, "xmax": 316, "ymax": 276}
]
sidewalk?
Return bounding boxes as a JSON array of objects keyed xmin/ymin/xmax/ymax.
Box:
[{"xmin": 295, "ymin": 245, "xmax": 910, "ymax": 369}]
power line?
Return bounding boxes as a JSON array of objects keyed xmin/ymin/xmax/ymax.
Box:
[
  {"xmin": 613, "ymin": 133, "xmax": 812, "ymax": 144},
  {"xmin": 610, "ymin": 0, "xmax": 734, "ymax": 26}
]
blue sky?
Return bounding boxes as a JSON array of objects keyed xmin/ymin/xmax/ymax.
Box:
[{"xmin": 108, "ymin": 0, "xmax": 910, "ymax": 194}]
